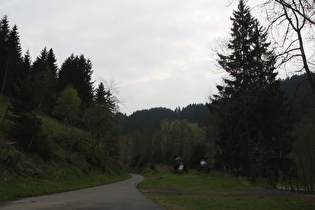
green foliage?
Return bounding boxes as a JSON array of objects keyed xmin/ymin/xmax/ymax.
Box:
[
  {"xmin": 0, "ymin": 95, "xmax": 122, "ymax": 176},
  {"xmin": 128, "ymin": 118, "xmax": 206, "ymax": 168},
  {"xmin": 53, "ymin": 85, "xmax": 81, "ymax": 125}
]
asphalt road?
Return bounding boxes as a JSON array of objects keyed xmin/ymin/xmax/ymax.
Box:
[{"xmin": 0, "ymin": 174, "xmax": 162, "ymax": 210}]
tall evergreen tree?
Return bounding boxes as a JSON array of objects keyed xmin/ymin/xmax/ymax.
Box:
[
  {"xmin": 21, "ymin": 50, "xmax": 31, "ymax": 79},
  {"xmin": 31, "ymin": 47, "xmax": 48, "ymax": 74},
  {"xmin": 210, "ymin": 0, "xmax": 293, "ymax": 183},
  {"xmin": 95, "ymin": 82, "xmax": 106, "ymax": 105},
  {"xmin": 58, "ymin": 54, "xmax": 94, "ymax": 107},
  {"xmin": 31, "ymin": 47, "xmax": 58, "ymax": 113},
  {"xmin": 0, "ymin": 15, "xmax": 10, "ymax": 95},
  {"xmin": 5, "ymin": 25, "xmax": 23, "ymax": 96},
  {"xmin": 47, "ymin": 48, "xmax": 58, "ymax": 78}
]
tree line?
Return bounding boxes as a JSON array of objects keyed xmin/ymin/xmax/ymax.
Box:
[
  {"xmin": 119, "ymin": 104, "xmax": 209, "ymax": 168},
  {"xmin": 121, "ymin": 104, "xmax": 208, "ymax": 134},
  {"xmin": 0, "ymin": 15, "xmax": 120, "ymax": 172},
  {"xmin": 120, "ymin": 0, "xmax": 315, "ymax": 192}
]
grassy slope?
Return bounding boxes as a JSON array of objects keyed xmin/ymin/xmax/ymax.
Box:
[
  {"xmin": 0, "ymin": 97, "xmax": 130, "ymax": 202},
  {"xmin": 138, "ymin": 170, "xmax": 315, "ymax": 210}
]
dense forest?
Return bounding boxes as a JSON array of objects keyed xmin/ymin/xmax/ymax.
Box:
[
  {"xmin": 0, "ymin": 14, "xmax": 121, "ymax": 175},
  {"xmin": 1, "ymin": 0, "xmax": 315, "ymax": 193}
]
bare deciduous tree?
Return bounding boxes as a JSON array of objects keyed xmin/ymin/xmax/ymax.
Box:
[{"xmin": 262, "ymin": 0, "xmax": 315, "ymax": 94}]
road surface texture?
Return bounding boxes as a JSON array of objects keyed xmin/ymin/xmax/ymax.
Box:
[{"xmin": 0, "ymin": 174, "xmax": 162, "ymax": 210}]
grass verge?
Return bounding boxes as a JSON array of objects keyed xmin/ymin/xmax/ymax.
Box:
[
  {"xmin": 0, "ymin": 164, "xmax": 131, "ymax": 202},
  {"xmin": 138, "ymin": 171, "xmax": 315, "ymax": 210}
]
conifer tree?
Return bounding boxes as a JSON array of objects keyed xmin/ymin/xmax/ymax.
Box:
[
  {"xmin": 84, "ymin": 82, "xmax": 120, "ymax": 159},
  {"xmin": 211, "ymin": 0, "xmax": 292, "ymax": 183},
  {"xmin": 5, "ymin": 25, "xmax": 23, "ymax": 96},
  {"xmin": 95, "ymin": 82, "xmax": 106, "ymax": 105},
  {"xmin": 47, "ymin": 48, "xmax": 58, "ymax": 78},
  {"xmin": 94, "ymin": 82, "xmax": 117, "ymax": 117},
  {"xmin": 58, "ymin": 54, "xmax": 94, "ymax": 107},
  {"xmin": 31, "ymin": 47, "xmax": 48, "ymax": 74},
  {"xmin": 0, "ymin": 15, "xmax": 10, "ymax": 95},
  {"xmin": 21, "ymin": 50, "xmax": 31, "ymax": 79},
  {"xmin": 31, "ymin": 47, "xmax": 58, "ymax": 113}
]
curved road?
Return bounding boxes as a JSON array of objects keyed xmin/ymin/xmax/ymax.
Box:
[{"xmin": 0, "ymin": 174, "xmax": 162, "ymax": 210}]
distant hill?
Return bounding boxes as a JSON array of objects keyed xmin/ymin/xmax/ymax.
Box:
[
  {"xmin": 120, "ymin": 104, "xmax": 208, "ymax": 134},
  {"xmin": 179, "ymin": 104, "xmax": 208, "ymax": 127},
  {"xmin": 120, "ymin": 73, "xmax": 315, "ymax": 134},
  {"xmin": 121, "ymin": 107, "xmax": 177, "ymax": 134},
  {"xmin": 281, "ymin": 73, "xmax": 315, "ymax": 121}
]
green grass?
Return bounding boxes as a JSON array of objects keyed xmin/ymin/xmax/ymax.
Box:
[
  {"xmin": 146, "ymin": 194, "xmax": 311, "ymax": 210},
  {"xmin": 40, "ymin": 114, "xmax": 86, "ymax": 136},
  {"xmin": 139, "ymin": 171, "xmax": 315, "ymax": 210},
  {"xmin": 0, "ymin": 164, "xmax": 131, "ymax": 202},
  {"xmin": 139, "ymin": 171, "xmax": 253, "ymax": 192}
]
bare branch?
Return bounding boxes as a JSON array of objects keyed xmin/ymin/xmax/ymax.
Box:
[{"xmin": 275, "ymin": 0, "xmax": 315, "ymax": 25}]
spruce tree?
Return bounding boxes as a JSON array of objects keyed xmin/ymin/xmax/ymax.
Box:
[
  {"xmin": 31, "ymin": 47, "xmax": 48, "ymax": 74},
  {"xmin": 211, "ymin": 0, "xmax": 292, "ymax": 183},
  {"xmin": 95, "ymin": 82, "xmax": 106, "ymax": 105},
  {"xmin": 31, "ymin": 47, "xmax": 58, "ymax": 113},
  {"xmin": 58, "ymin": 54, "xmax": 94, "ymax": 107},
  {"xmin": 5, "ymin": 25, "xmax": 23, "ymax": 96},
  {"xmin": 47, "ymin": 48, "xmax": 58, "ymax": 78},
  {"xmin": 0, "ymin": 15, "xmax": 10, "ymax": 95},
  {"xmin": 21, "ymin": 50, "xmax": 31, "ymax": 79}
]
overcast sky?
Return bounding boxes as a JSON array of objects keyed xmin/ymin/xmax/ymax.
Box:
[{"xmin": 1, "ymin": 0, "xmax": 266, "ymax": 115}]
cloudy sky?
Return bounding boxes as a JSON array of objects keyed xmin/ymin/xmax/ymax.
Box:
[{"xmin": 1, "ymin": 0, "xmax": 264, "ymax": 115}]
